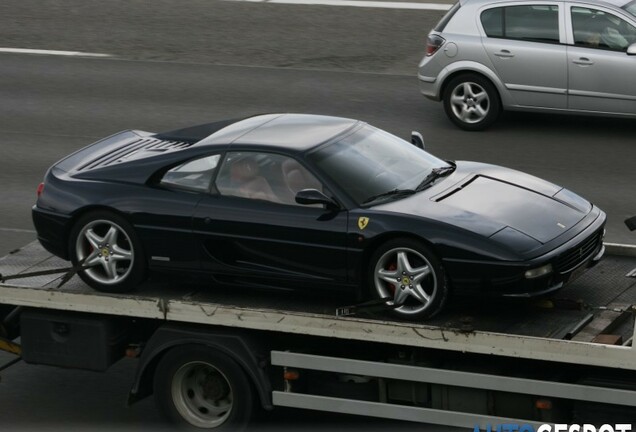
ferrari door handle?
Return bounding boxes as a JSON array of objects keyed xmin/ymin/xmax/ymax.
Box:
[
  {"xmin": 494, "ymin": 50, "xmax": 514, "ymax": 58},
  {"xmin": 573, "ymin": 57, "xmax": 594, "ymax": 66}
]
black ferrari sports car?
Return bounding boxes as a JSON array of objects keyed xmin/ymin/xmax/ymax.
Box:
[{"xmin": 33, "ymin": 114, "xmax": 606, "ymax": 319}]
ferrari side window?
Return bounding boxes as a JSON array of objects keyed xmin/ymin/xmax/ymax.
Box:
[
  {"xmin": 216, "ymin": 152, "xmax": 324, "ymax": 206},
  {"xmin": 160, "ymin": 154, "xmax": 221, "ymax": 193}
]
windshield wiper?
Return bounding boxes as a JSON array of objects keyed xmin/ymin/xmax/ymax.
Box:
[
  {"xmin": 362, "ymin": 188, "xmax": 416, "ymax": 205},
  {"xmin": 416, "ymin": 165, "xmax": 456, "ymax": 191}
]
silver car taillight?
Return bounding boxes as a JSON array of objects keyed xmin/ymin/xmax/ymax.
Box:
[{"xmin": 426, "ymin": 34, "xmax": 446, "ymax": 56}]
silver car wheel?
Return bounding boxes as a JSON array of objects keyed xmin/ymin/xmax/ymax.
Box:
[
  {"xmin": 373, "ymin": 247, "xmax": 437, "ymax": 316},
  {"xmin": 172, "ymin": 361, "xmax": 234, "ymax": 428},
  {"xmin": 450, "ymin": 81, "xmax": 490, "ymax": 124},
  {"xmin": 75, "ymin": 219, "xmax": 134, "ymax": 285}
]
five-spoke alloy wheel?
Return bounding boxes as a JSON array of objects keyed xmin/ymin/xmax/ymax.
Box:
[
  {"xmin": 370, "ymin": 238, "xmax": 448, "ymax": 320},
  {"xmin": 443, "ymin": 73, "xmax": 501, "ymax": 131},
  {"xmin": 70, "ymin": 211, "xmax": 145, "ymax": 292}
]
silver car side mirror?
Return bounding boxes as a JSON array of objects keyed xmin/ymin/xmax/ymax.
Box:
[
  {"xmin": 411, "ymin": 131, "xmax": 425, "ymax": 149},
  {"xmin": 627, "ymin": 42, "xmax": 636, "ymax": 55}
]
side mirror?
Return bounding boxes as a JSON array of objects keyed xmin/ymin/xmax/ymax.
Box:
[
  {"xmin": 411, "ymin": 131, "xmax": 425, "ymax": 149},
  {"xmin": 628, "ymin": 42, "xmax": 636, "ymax": 55},
  {"xmin": 626, "ymin": 216, "xmax": 636, "ymax": 231},
  {"xmin": 295, "ymin": 189, "xmax": 339, "ymax": 209}
]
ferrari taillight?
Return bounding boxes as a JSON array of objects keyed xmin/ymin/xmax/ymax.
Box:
[
  {"xmin": 37, "ymin": 182, "xmax": 44, "ymax": 197},
  {"xmin": 426, "ymin": 34, "xmax": 446, "ymax": 56}
]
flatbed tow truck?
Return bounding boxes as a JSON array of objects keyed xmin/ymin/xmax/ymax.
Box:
[{"xmin": 1, "ymin": 238, "xmax": 636, "ymax": 430}]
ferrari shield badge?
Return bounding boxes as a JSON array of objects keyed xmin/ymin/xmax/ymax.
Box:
[{"xmin": 358, "ymin": 216, "xmax": 370, "ymax": 230}]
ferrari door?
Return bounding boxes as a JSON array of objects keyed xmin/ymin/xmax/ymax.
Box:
[
  {"xmin": 136, "ymin": 153, "xmax": 223, "ymax": 270},
  {"xmin": 193, "ymin": 151, "xmax": 349, "ymax": 289}
]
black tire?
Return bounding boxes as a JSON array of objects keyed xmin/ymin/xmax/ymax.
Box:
[
  {"xmin": 0, "ymin": 305, "xmax": 20, "ymax": 340},
  {"xmin": 443, "ymin": 73, "xmax": 501, "ymax": 131},
  {"xmin": 368, "ymin": 238, "xmax": 448, "ymax": 320},
  {"xmin": 153, "ymin": 345, "xmax": 254, "ymax": 431},
  {"xmin": 69, "ymin": 210, "xmax": 146, "ymax": 293}
]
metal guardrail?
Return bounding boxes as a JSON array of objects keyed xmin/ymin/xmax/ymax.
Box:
[{"xmin": 605, "ymin": 242, "xmax": 636, "ymax": 257}]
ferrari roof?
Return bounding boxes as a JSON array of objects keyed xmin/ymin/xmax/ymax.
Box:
[{"xmin": 197, "ymin": 113, "xmax": 360, "ymax": 152}]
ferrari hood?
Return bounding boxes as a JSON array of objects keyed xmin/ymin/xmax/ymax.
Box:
[{"xmin": 377, "ymin": 162, "xmax": 592, "ymax": 245}]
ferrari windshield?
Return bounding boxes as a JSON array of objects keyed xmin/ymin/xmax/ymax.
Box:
[{"xmin": 309, "ymin": 125, "xmax": 450, "ymax": 206}]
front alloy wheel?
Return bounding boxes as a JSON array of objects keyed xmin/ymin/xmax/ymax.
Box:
[{"xmin": 370, "ymin": 239, "xmax": 448, "ymax": 320}]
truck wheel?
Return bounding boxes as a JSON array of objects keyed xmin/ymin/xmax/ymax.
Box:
[
  {"xmin": 369, "ymin": 238, "xmax": 448, "ymax": 320},
  {"xmin": 154, "ymin": 346, "xmax": 253, "ymax": 430},
  {"xmin": 443, "ymin": 73, "xmax": 501, "ymax": 131},
  {"xmin": 69, "ymin": 211, "xmax": 146, "ymax": 293}
]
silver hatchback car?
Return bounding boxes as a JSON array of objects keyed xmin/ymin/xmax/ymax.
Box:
[{"xmin": 418, "ymin": 0, "xmax": 636, "ymax": 130}]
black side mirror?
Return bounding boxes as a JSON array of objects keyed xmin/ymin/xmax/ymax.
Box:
[
  {"xmin": 626, "ymin": 216, "xmax": 636, "ymax": 231},
  {"xmin": 411, "ymin": 131, "xmax": 425, "ymax": 149},
  {"xmin": 295, "ymin": 189, "xmax": 339, "ymax": 209}
]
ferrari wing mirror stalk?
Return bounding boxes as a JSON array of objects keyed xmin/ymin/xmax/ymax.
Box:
[
  {"xmin": 296, "ymin": 189, "xmax": 339, "ymax": 210},
  {"xmin": 411, "ymin": 131, "xmax": 425, "ymax": 149}
]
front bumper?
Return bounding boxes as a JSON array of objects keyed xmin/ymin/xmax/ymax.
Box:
[
  {"xmin": 443, "ymin": 210, "xmax": 606, "ymax": 297},
  {"xmin": 502, "ymin": 242, "xmax": 604, "ymax": 298}
]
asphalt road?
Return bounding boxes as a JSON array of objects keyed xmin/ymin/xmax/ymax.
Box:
[{"xmin": 0, "ymin": 0, "xmax": 634, "ymax": 430}]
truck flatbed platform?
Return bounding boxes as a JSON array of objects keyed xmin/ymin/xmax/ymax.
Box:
[{"xmin": 1, "ymin": 242, "xmax": 635, "ymax": 370}]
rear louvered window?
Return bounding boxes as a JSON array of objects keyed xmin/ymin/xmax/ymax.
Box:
[{"xmin": 79, "ymin": 138, "xmax": 192, "ymax": 171}]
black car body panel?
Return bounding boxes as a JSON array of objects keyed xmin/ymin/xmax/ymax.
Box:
[{"xmin": 33, "ymin": 114, "xmax": 605, "ymax": 300}]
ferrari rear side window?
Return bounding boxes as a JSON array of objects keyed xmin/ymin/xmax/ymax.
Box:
[
  {"xmin": 216, "ymin": 152, "xmax": 324, "ymax": 206},
  {"xmin": 160, "ymin": 154, "xmax": 220, "ymax": 193}
]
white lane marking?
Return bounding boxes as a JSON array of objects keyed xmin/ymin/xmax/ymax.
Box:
[
  {"xmin": 0, "ymin": 227, "xmax": 37, "ymax": 234},
  {"xmin": 0, "ymin": 48, "xmax": 111, "ymax": 58},
  {"xmin": 222, "ymin": 0, "xmax": 452, "ymax": 10}
]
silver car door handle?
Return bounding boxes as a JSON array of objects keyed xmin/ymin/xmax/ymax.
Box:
[
  {"xmin": 573, "ymin": 57, "xmax": 594, "ymax": 66},
  {"xmin": 494, "ymin": 50, "xmax": 515, "ymax": 58}
]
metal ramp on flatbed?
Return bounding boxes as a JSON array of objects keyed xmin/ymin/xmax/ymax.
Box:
[{"xmin": 1, "ymin": 241, "xmax": 635, "ymax": 370}]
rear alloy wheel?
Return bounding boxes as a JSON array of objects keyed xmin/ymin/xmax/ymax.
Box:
[
  {"xmin": 154, "ymin": 346, "xmax": 253, "ymax": 430},
  {"xmin": 70, "ymin": 211, "xmax": 145, "ymax": 292},
  {"xmin": 443, "ymin": 74, "xmax": 501, "ymax": 131},
  {"xmin": 370, "ymin": 239, "xmax": 448, "ymax": 320}
]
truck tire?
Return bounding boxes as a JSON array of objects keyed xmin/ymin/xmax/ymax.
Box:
[
  {"xmin": 369, "ymin": 238, "xmax": 448, "ymax": 320},
  {"xmin": 69, "ymin": 210, "xmax": 146, "ymax": 293},
  {"xmin": 153, "ymin": 345, "xmax": 254, "ymax": 430}
]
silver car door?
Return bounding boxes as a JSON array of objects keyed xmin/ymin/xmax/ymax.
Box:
[
  {"xmin": 480, "ymin": 2, "xmax": 568, "ymax": 109},
  {"xmin": 566, "ymin": 4, "xmax": 636, "ymax": 114}
]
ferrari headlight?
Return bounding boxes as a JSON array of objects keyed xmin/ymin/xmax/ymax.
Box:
[{"xmin": 525, "ymin": 264, "xmax": 553, "ymax": 279}]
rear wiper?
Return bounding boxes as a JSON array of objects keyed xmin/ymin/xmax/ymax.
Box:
[
  {"xmin": 416, "ymin": 165, "xmax": 456, "ymax": 191},
  {"xmin": 362, "ymin": 188, "xmax": 416, "ymax": 205}
]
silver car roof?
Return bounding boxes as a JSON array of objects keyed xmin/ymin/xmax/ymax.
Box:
[{"xmin": 460, "ymin": 0, "xmax": 630, "ymax": 8}]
